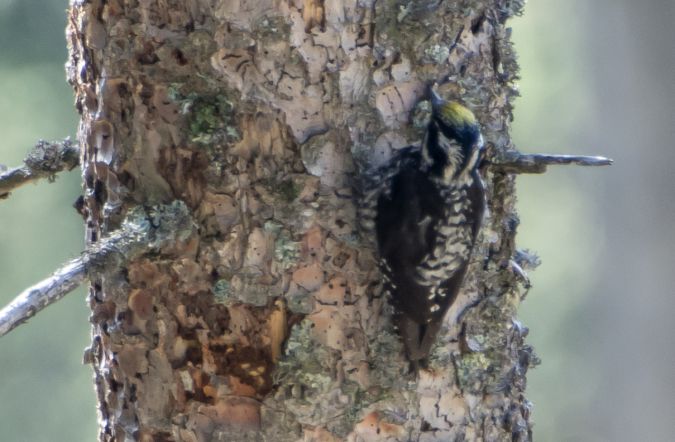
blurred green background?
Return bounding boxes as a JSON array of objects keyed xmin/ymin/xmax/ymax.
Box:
[
  {"xmin": 0, "ymin": 1, "xmax": 673, "ymax": 441},
  {"xmin": 0, "ymin": 0, "xmax": 97, "ymax": 441}
]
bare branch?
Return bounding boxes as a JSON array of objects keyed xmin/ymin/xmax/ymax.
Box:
[
  {"xmin": 0, "ymin": 139, "xmax": 80, "ymax": 199},
  {"xmin": 0, "ymin": 201, "xmax": 196, "ymax": 338},
  {"xmin": 0, "ymin": 259, "xmax": 86, "ymax": 337},
  {"xmin": 0, "ymin": 222, "xmax": 143, "ymax": 338},
  {"xmin": 488, "ymin": 151, "xmax": 613, "ymax": 174}
]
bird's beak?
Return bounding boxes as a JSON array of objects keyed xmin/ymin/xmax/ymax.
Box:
[{"xmin": 429, "ymin": 86, "xmax": 445, "ymax": 113}]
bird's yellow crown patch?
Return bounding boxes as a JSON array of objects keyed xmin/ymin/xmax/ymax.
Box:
[{"xmin": 437, "ymin": 101, "xmax": 477, "ymax": 127}]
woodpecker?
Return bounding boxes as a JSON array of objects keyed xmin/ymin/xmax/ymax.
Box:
[{"xmin": 361, "ymin": 91, "xmax": 486, "ymax": 366}]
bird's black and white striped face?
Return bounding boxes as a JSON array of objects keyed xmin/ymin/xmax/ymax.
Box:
[{"xmin": 423, "ymin": 97, "xmax": 484, "ymax": 185}]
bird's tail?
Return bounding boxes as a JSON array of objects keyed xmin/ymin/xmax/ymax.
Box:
[{"xmin": 396, "ymin": 314, "xmax": 443, "ymax": 370}]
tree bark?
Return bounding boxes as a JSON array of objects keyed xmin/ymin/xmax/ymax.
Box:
[{"xmin": 66, "ymin": 1, "xmax": 533, "ymax": 440}]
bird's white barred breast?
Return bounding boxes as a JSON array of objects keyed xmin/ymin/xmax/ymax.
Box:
[{"xmin": 412, "ymin": 185, "xmax": 475, "ymax": 286}]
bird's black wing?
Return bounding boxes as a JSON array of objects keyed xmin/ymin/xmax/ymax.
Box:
[{"xmin": 375, "ymin": 162, "xmax": 446, "ymax": 323}]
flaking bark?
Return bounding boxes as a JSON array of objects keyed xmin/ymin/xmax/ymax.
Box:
[{"xmin": 67, "ymin": 1, "xmax": 534, "ymax": 440}]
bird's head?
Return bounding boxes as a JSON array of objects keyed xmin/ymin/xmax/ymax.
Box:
[
  {"xmin": 430, "ymin": 90, "xmax": 482, "ymax": 149},
  {"xmin": 423, "ymin": 90, "xmax": 484, "ymax": 183}
]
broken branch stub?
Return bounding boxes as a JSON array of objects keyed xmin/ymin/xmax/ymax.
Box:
[
  {"xmin": 0, "ymin": 139, "xmax": 80, "ymax": 199},
  {"xmin": 489, "ymin": 151, "xmax": 613, "ymax": 174}
]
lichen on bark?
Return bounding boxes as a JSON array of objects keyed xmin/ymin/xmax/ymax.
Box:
[{"xmin": 67, "ymin": 0, "xmax": 534, "ymax": 440}]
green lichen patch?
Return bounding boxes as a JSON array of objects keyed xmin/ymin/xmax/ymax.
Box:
[
  {"xmin": 261, "ymin": 177, "xmax": 302, "ymax": 204},
  {"xmin": 452, "ymin": 291, "xmax": 536, "ymax": 395},
  {"xmin": 424, "ymin": 44, "xmax": 450, "ymax": 64},
  {"xmin": 213, "ymin": 273, "xmax": 274, "ymax": 307},
  {"xmin": 284, "ymin": 287, "xmax": 312, "ymax": 315},
  {"xmin": 168, "ymin": 87, "xmax": 240, "ymax": 145},
  {"xmin": 264, "ymin": 221, "xmax": 300, "ymax": 270},
  {"xmin": 212, "ymin": 279, "xmax": 232, "ymax": 304},
  {"xmin": 366, "ymin": 308, "xmax": 410, "ymax": 389},
  {"xmin": 187, "ymin": 96, "xmax": 238, "ymax": 144},
  {"xmin": 454, "ymin": 351, "xmax": 495, "ymax": 393},
  {"xmin": 272, "ymin": 320, "xmax": 373, "ymax": 436},
  {"xmin": 273, "ymin": 320, "xmax": 335, "ymax": 404},
  {"xmin": 254, "ymin": 16, "xmax": 291, "ymax": 41},
  {"xmin": 277, "ymin": 179, "xmax": 301, "ymax": 203}
]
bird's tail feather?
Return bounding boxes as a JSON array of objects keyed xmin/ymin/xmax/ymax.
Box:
[{"xmin": 396, "ymin": 314, "xmax": 443, "ymax": 369}]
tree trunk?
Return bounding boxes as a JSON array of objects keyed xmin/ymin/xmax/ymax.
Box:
[{"xmin": 66, "ymin": 1, "xmax": 533, "ymax": 440}]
